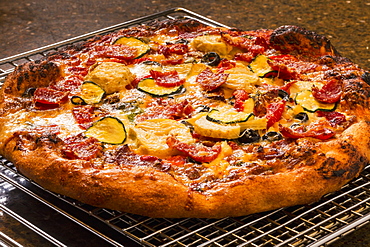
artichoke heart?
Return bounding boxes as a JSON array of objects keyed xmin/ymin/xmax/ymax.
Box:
[
  {"xmin": 223, "ymin": 62, "xmax": 260, "ymax": 90},
  {"xmin": 190, "ymin": 35, "xmax": 232, "ymax": 56},
  {"xmin": 134, "ymin": 119, "xmax": 194, "ymax": 157},
  {"xmin": 85, "ymin": 62, "xmax": 135, "ymax": 94}
]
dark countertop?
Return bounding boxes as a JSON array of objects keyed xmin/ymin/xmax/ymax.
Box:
[
  {"xmin": 0, "ymin": 0, "xmax": 369, "ymax": 246},
  {"xmin": 1, "ymin": 0, "xmax": 369, "ymax": 70}
]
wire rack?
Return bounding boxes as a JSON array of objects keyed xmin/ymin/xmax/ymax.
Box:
[{"xmin": 1, "ymin": 7, "xmax": 370, "ymax": 247}]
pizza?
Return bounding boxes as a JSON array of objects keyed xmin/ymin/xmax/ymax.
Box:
[{"xmin": 1, "ymin": 19, "xmax": 370, "ymax": 218}]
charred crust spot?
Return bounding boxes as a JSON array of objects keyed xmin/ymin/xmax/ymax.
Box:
[
  {"xmin": 318, "ymin": 55, "xmax": 337, "ymax": 66},
  {"xmin": 47, "ymin": 51, "xmax": 72, "ymax": 60},
  {"xmin": 318, "ymin": 140, "xmax": 366, "ymax": 180},
  {"xmin": 6, "ymin": 60, "xmax": 60, "ymax": 95},
  {"xmin": 13, "ymin": 131, "xmax": 62, "ymax": 152},
  {"xmin": 317, "ymin": 55, "xmax": 352, "ymax": 68},
  {"xmin": 270, "ymin": 25, "xmax": 339, "ymax": 56},
  {"xmin": 317, "ymin": 157, "xmax": 340, "ymax": 179},
  {"xmin": 362, "ymin": 71, "xmax": 370, "ymax": 85},
  {"xmin": 339, "ymin": 140, "xmax": 357, "ymax": 152},
  {"xmin": 342, "ymin": 78, "xmax": 370, "ymax": 108},
  {"xmin": 185, "ymin": 190, "xmax": 194, "ymax": 211}
]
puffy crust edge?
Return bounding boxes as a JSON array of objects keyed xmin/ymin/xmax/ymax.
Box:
[{"xmin": 2, "ymin": 121, "xmax": 369, "ymax": 218}]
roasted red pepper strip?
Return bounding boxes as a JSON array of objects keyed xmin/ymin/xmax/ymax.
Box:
[
  {"xmin": 90, "ymin": 44, "xmax": 136, "ymax": 60},
  {"xmin": 72, "ymin": 105, "xmax": 95, "ymax": 129},
  {"xmin": 163, "ymin": 155, "xmax": 186, "ymax": 167},
  {"xmin": 317, "ymin": 111, "xmax": 346, "ymax": 127},
  {"xmin": 233, "ymin": 89, "xmax": 249, "ymax": 112},
  {"xmin": 166, "ymin": 136, "xmax": 221, "ymax": 163},
  {"xmin": 280, "ymin": 80, "xmax": 297, "ymax": 93},
  {"xmin": 217, "ymin": 60, "xmax": 236, "ymax": 72},
  {"xmin": 312, "ymin": 79, "xmax": 342, "ymax": 103},
  {"xmin": 33, "ymin": 87, "xmax": 69, "ymax": 105},
  {"xmin": 150, "ymin": 70, "xmax": 185, "ymax": 87},
  {"xmin": 62, "ymin": 134, "xmax": 102, "ymax": 160},
  {"xmin": 158, "ymin": 43, "xmax": 189, "ymax": 56},
  {"xmin": 68, "ymin": 66, "xmax": 89, "ymax": 77},
  {"xmin": 221, "ymin": 34, "xmax": 266, "ymax": 57},
  {"xmin": 196, "ymin": 67, "xmax": 229, "ymax": 91},
  {"xmin": 161, "ymin": 58, "xmax": 185, "ymax": 65},
  {"xmin": 268, "ymin": 55, "xmax": 299, "ymax": 80},
  {"xmin": 51, "ymin": 76, "xmax": 83, "ymax": 93},
  {"xmin": 266, "ymin": 100, "xmax": 286, "ymax": 129},
  {"xmin": 279, "ymin": 124, "xmax": 335, "ymax": 140}
]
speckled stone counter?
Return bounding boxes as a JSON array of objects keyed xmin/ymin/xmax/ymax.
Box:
[{"xmin": 0, "ymin": 0, "xmax": 369, "ymax": 246}]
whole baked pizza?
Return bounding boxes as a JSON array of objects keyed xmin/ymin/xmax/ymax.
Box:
[{"xmin": 1, "ymin": 19, "xmax": 370, "ymax": 218}]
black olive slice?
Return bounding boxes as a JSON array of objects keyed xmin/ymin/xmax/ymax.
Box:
[
  {"xmin": 180, "ymin": 120, "xmax": 194, "ymax": 131},
  {"xmin": 194, "ymin": 105, "xmax": 211, "ymax": 113},
  {"xmin": 70, "ymin": 96, "xmax": 87, "ymax": 105},
  {"xmin": 23, "ymin": 87, "xmax": 36, "ymax": 98},
  {"xmin": 289, "ymin": 123, "xmax": 301, "ymax": 129},
  {"xmin": 278, "ymin": 89, "xmax": 290, "ymax": 101},
  {"xmin": 201, "ymin": 52, "xmax": 221, "ymax": 66},
  {"xmin": 141, "ymin": 60, "xmax": 162, "ymax": 67},
  {"xmin": 238, "ymin": 129, "xmax": 261, "ymax": 143},
  {"xmin": 262, "ymin": 131, "xmax": 283, "ymax": 142},
  {"xmin": 294, "ymin": 112, "xmax": 309, "ymax": 122},
  {"xmin": 175, "ymin": 38, "xmax": 189, "ymax": 45}
]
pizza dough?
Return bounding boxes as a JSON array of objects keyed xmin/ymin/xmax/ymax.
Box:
[{"xmin": 0, "ymin": 19, "xmax": 369, "ymax": 218}]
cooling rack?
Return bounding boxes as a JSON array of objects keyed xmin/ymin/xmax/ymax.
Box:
[{"xmin": 1, "ymin": 7, "xmax": 370, "ymax": 247}]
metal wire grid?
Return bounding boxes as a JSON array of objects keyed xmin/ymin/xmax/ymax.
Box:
[
  {"xmin": 70, "ymin": 169, "xmax": 370, "ymax": 247},
  {"xmin": 0, "ymin": 7, "xmax": 370, "ymax": 247},
  {"xmin": 1, "ymin": 156, "xmax": 370, "ymax": 247},
  {"xmin": 0, "ymin": 7, "xmax": 229, "ymax": 81}
]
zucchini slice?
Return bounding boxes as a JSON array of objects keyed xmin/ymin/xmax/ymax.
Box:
[
  {"xmin": 249, "ymin": 54, "xmax": 277, "ymax": 78},
  {"xmin": 70, "ymin": 96, "xmax": 87, "ymax": 105},
  {"xmin": 85, "ymin": 116, "xmax": 126, "ymax": 144},
  {"xmin": 239, "ymin": 117, "xmax": 268, "ymax": 130},
  {"xmin": 193, "ymin": 115, "xmax": 241, "ymax": 139},
  {"xmin": 114, "ymin": 37, "xmax": 150, "ymax": 59},
  {"xmin": 80, "ymin": 81, "xmax": 105, "ymax": 104},
  {"xmin": 137, "ymin": 78, "xmax": 184, "ymax": 97},
  {"xmin": 295, "ymin": 90, "xmax": 336, "ymax": 113},
  {"xmin": 206, "ymin": 109, "xmax": 254, "ymax": 124}
]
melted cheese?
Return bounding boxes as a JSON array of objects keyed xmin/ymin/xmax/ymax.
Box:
[
  {"xmin": 203, "ymin": 142, "xmax": 233, "ymax": 178},
  {"xmin": 133, "ymin": 119, "xmax": 195, "ymax": 157},
  {"xmin": 0, "ymin": 109, "xmax": 83, "ymax": 147},
  {"xmin": 222, "ymin": 62, "xmax": 260, "ymax": 91},
  {"xmin": 190, "ymin": 35, "xmax": 233, "ymax": 56}
]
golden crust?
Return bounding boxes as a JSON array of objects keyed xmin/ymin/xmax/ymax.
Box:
[
  {"xmin": 0, "ymin": 19, "xmax": 370, "ymax": 218},
  {"xmin": 1, "ymin": 120, "xmax": 369, "ymax": 218}
]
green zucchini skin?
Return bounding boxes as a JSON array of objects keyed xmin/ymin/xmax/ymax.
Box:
[
  {"xmin": 137, "ymin": 78, "xmax": 185, "ymax": 97},
  {"xmin": 206, "ymin": 109, "xmax": 254, "ymax": 124},
  {"xmin": 295, "ymin": 90, "xmax": 337, "ymax": 113},
  {"xmin": 80, "ymin": 81, "xmax": 106, "ymax": 104},
  {"xmin": 248, "ymin": 54, "xmax": 277, "ymax": 78},
  {"xmin": 85, "ymin": 116, "xmax": 127, "ymax": 145}
]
